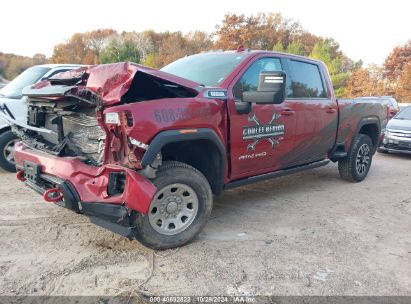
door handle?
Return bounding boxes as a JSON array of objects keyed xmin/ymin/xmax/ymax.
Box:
[
  {"xmin": 281, "ymin": 109, "xmax": 295, "ymax": 116},
  {"xmin": 326, "ymin": 108, "xmax": 336, "ymax": 114}
]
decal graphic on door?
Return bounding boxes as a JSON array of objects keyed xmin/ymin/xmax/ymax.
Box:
[{"xmin": 243, "ymin": 113, "xmax": 284, "ymax": 151}]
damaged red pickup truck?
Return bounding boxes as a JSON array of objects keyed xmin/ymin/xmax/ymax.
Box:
[{"xmin": 0, "ymin": 50, "xmax": 388, "ymax": 249}]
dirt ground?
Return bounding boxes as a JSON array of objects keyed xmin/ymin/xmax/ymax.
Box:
[{"xmin": 0, "ymin": 152, "xmax": 410, "ymax": 297}]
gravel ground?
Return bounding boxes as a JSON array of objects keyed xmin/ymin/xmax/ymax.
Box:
[{"xmin": 0, "ymin": 152, "xmax": 410, "ymax": 297}]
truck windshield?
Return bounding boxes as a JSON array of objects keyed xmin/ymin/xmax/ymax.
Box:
[
  {"xmin": 0, "ymin": 66, "xmax": 50, "ymax": 99},
  {"xmin": 161, "ymin": 52, "xmax": 247, "ymax": 87}
]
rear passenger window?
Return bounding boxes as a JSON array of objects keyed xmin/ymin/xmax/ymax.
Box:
[{"xmin": 288, "ymin": 60, "xmax": 327, "ymax": 98}]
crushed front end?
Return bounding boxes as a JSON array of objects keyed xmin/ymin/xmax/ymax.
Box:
[{"xmin": 0, "ymin": 62, "xmax": 199, "ymax": 238}]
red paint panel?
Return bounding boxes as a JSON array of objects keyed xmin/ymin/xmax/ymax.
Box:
[
  {"xmin": 103, "ymin": 97, "xmax": 227, "ymax": 150},
  {"xmin": 14, "ymin": 142, "xmax": 156, "ymax": 214}
]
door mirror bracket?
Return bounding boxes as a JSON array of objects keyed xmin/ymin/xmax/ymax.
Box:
[{"xmin": 234, "ymin": 100, "xmax": 252, "ymax": 114}]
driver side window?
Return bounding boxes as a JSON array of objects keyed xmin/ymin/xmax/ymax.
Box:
[{"xmin": 233, "ymin": 58, "xmax": 283, "ymax": 100}]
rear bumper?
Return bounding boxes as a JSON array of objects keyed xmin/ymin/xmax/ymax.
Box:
[{"xmin": 14, "ymin": 142, "xmax": 156, "ymax": 215}]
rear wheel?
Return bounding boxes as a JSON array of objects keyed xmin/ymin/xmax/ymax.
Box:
[
  {"xmin": 134, "ymin": 161, "xmax": 212, "ymax": 250},
  {"xmin": 0, "ymin": 130, "xmax": 18, "ymax": 172},
  {"xmin": 338, "ymin": 134, "xmax": 374, "ymax": 182}
]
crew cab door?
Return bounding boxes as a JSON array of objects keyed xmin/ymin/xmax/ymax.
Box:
[
  {"xmin": 282, "ymin": 59, "xmax": 338, "ymax": 165},
  {"xmin": 227, "ymin": 57, "xmax": 297, "ymax": 179}
]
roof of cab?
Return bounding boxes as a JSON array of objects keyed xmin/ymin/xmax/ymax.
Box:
[{"xmin": 200, "ymin": 49, "xmax": 325, "ymax": 65}]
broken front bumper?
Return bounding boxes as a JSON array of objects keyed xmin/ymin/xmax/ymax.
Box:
[
  {"xmin": 14, "ymin": 142, "xmax": 156, "ymax": 237},
  {"xmin": 379, "ymin": 131, "xmax": 411, "ymax": 155}
]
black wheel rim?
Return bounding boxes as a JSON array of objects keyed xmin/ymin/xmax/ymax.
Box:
[{"xmin": 356, "ymin": 143, "xmax": 370, "ymax": 175}]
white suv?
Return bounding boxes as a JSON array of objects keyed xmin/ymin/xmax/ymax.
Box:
[{"xmin": 0, "ymin": 64, "xmax": 82, "ymax": 171}]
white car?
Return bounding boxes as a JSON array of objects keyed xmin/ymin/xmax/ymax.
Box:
[{"xmin": 0, "ymin": 64, "xmax": 82, "ymax": 172}]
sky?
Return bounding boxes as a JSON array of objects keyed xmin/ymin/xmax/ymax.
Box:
[{"xmin": 0, "ymin": 0, "xmax": 409, "ymax": 65}]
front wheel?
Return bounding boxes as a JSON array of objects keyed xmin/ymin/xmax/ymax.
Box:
[
  {"xmin": 0, "ymin": 130, "xmax": 18, "ymax": 172},
  {"xmin": 134, "ymin": 161, "xmax": 212, "ymax": 250},
  {"xmin": 338, "ymin": 134, "xmax": 374, "ymax": 182}
]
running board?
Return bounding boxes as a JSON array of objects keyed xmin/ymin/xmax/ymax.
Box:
[{"xmin": 224, "ymin": 160, "xmax": 330, "ymax": 190}]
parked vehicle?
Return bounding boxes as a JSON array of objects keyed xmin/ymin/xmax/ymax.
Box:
[
  {"xmin": 378, "ymin": 106, "xmax": 411, "ymax": 154},
  {"xmin": 355, "ymin": 96, "xmax": 400, "ymax": 119},
  {"xmin": 0, "ymin": 64, "xmax": 82, "ymax": 171},
  {"xmin": 0, "ymin": 50, "xmax": 388, "ymax": 249}
]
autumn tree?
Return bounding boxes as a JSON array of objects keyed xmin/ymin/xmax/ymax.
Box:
[
  {"xmin": 154, "ymin": 32, "xmax": 187, "ymax": 67},
  {"xmin": 214, "ymin": 13, "xmax": 248, "ymax": 49},
  {"xmin": 396, "ymin": 63, "xmax": 411, "ymax": 101},
  {"xmin": 4, "ymin": 56, "xmax": 33, "ymax": 79},
  {"xmin": 383, "ymin": 40, "xmax": 411, "ymax": 99},
  {"xmin": 0, "ymin": 53, "xmax": 47, "ymax": 80},
  {"xmin": 84, "ymin": 29, "xmax": 116, "ymax": 59},
  {"xmin": 384, "ymin": 41, "xmax": 411, "ymax": 81},
  {"xmin": 184, "ymin": 31, "xmax": 214, "ymax": 54},
  {"xmin": 32, "ymin": 53, "xmax": 47, "ymax": 65},
  {"xmin": 51, "ymin": 29, "xmax": 115, "ymax": 64},
  {"xmin": 153, "ymin": 31, "xmax": 212, "ymax": 68},
  {"xmin": 51, "ymin": 33, "xmax": 96, "ymax": 64},
  {"xmin": 344, "ymin": 68, "xmax": 384, "ymax": 98},
  {"xmin": 214, "ymin": 13, "xmax": 318, "ymax": 51}
]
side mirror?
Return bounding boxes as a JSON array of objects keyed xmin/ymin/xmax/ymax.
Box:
[{"xmin": 242, "ymin": 71, "xmax": 286, "ymax": 104}]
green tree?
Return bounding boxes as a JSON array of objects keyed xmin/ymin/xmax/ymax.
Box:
[
  {"xmin": 99, "ymin": 38, "xmax": 141, "ymax": 64},
  {"xmin": 310, "ymin": 39, "xmax": 352, "ymax": 97},
  {"xmin": 286, "ymin": 41, "xmax": 305, "ymax": 56},
  {"xmin": 142, "ymin": 53, "xmax": 156, "ymax": 68},
  {"xmin": 272, "ymin": 42, "xmax": 285, "ymax": 52}
]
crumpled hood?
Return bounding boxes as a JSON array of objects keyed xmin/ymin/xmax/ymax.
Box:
[{"xmin": 25, "ymin": 62, "xmax": 202, "ymax": 106}]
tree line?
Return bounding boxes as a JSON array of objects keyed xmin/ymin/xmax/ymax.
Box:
[{"xmin": 1, "ymin": 13, "xmax": 410, "ymax": 101}]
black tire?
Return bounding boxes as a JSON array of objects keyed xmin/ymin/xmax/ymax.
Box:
[
  {"xmin": 0, "ymin": 130, "xmax": 18, "ymax": 172},
  {"xmin": 133, "ymin": 161, "xmax": 212, "ymax": 250},
  {"xmin": 377, "ymin": 147, "xmax": 388, "ymax": 154},
  {"xmin": 338, "ymin": 134, "xmax": 374, "ymax": 182}
]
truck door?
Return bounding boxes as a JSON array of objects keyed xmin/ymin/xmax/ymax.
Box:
[
  {"xmin": 227, "ymin": 57, "xmax": 297, "ymax": 179},
  {"xmin": 283, "ymin": 59, "xmax": 338, "ymax": 165}
]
